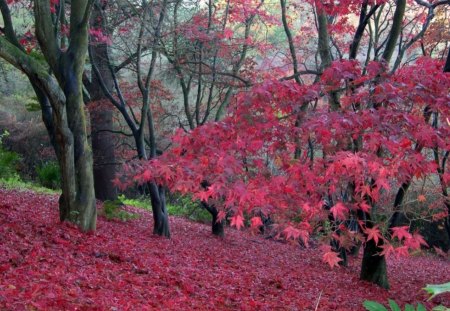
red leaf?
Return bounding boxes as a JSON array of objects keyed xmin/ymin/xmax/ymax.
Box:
[
  {"xmin": 230, "ymin": 214, "xmax": 244, "ymax": 230},
  {"xmin": 250, "ymin": 217, "xmax": 263, "ymax": 228},
  {"xmin": 391, "ymin": 226, "xmax": 412, "ymax": 241},
  {"xmin": 330, "ymin": 202, "xmax": 348, "ymax": 220},
  {"xmin": 364, "ymin": 226, "xmax": 382, "ymax": 246},
  {"xmin": 322, "ymin": 251, "xmax": 342, "ymax": 268}
]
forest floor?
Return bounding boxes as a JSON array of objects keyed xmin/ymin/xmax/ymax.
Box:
[{"xmin": 0, "ymin": 188, "xmax": 449, "ymax": 310}]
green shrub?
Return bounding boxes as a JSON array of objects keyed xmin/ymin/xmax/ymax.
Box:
[
  {"xmin": 0, "ymin": 130, "xmax": 20, "ymax": 179},
  {"xmin": 36, "ymin": 162, "xmax": 61, "ymax": 189},
  {"xmin": 103, "ymin": 199, "xmax": 139, "ymax": 222},
  {"xmin": 167, "ymin": 194, "xmax": 211, "ymax": 223}
]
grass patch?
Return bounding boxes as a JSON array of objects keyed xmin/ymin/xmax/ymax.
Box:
[
  {"xmin": 118, "ymin": 194, "xmax": 150, "ymax": 210},
  {"xmin": 118, "ymin": 194, "xmax": 212, "ymax": 223},
  {"xmin": 102, "ymin": 199, "xmax": 139, "ymax": 222},
  {"xmin": 0, "ymin": 176, "xmax": 60, "ymax": 195}
]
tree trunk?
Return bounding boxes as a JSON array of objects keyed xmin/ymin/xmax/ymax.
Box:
[
  {"xmin": 211, "ymin": 207, "xmax": 224, "ymax": 237},
  {"xmin": 317, "ymin": 10, "xmax": 340, "ymax": 111},
  {"xmin": 91, "ymin": 107, "xmax": 117, "ymax": 201},
  {"xmin": 360, "ymin": 238, "xmax": 389, "ymax": 289},
  {"xmin": 445, "ymin": 201, "xmax": 450, "ymax": 244},
  {"xmin": 59, "ymin": 55, "xmax": 97, "ymax": 231},
  {"xmin": 200, "ymin": 183, "xmax": 224, "ymax": 237},
  {"xmin": 88, "ymin": 1, "xmax": 117, "ymax": 201},
  {"xmin": 0, "ymin": 0, "xmax": 97, "ymax": 232},
  {"xmin": 148, "ymin": 182, "xmax": 170, "ymax": 237}
]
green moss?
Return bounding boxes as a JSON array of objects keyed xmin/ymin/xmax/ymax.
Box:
[{"xmin": 103, "ymin": 199, "xmax": 139, "ymax": 222}]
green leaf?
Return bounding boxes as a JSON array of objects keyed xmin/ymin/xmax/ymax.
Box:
[
  {"xmin": 388, "ymin": 299, "xmax": 401, "ymax": 311},
  {"xmin": 404, "ymin": 304, "xmax": 414, "ymax": 311},
  {"xmin": 424, "ymin": 282, "xmax": 450, "ymax": 300},
  {"xmin": 431, "ymin": 306, "xmax": 449, "ymax": 311},
  {"xmin": 416, "ymin": 303, "xmax": 426, "ymax": 311},
  {"xmin": 363, "ymin": 300, "xmax": 388, "ymax": 311}
]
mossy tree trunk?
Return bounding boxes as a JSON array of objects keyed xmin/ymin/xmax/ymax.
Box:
[{"xmin": 0, "ymin": 0, "xmax": 97, "ymax": 231}]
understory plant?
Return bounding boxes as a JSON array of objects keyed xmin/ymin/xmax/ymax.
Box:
[
  {"xmin": 102, "ymin": 199, "xmax": 139, "ymax": 222},
  {"xmin": 0, "ymin": 130, "xmax": 20, "ymax": 179},
  {"xmin": 363, "ymin": 282, "xmax": 450, "ymax": 311}
]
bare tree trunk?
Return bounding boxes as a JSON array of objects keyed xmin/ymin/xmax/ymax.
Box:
[
  {"xmin": 88, "ymin": 2, "xmax": 117, "ymax": 201},
  {"xmin": 317, "ymin": 9, "xmax": 340, "ymax": 111}
]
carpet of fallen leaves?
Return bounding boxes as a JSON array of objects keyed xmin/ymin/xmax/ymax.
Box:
[{"xmin": 0, "ymin": 188, "xmax": 449, "ymax": 310}]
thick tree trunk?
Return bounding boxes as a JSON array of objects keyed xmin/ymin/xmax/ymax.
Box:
[
  {"xmin": 60, "ymin": 65, "xmax": 97, "ymax": 231},
  {"xmin": 91, "ymin": 107, "xmax": 117, "ymax": 201},
  {"xmin": 360, "ymin": 238, "xmax": 389, "ymax": 289},
  {"xmin": 88, "ymin": 2, "xmax": 117, "ymax": 201},
  {"xmin": 444, "ymin": 48, "xmax": 450, "ymax": 72},
  {"xmin": 0, "ymin": 0, "xmax": 97, "ymax": 232},
  {"xmin": 381, "ymin": 0, "xmax": 406, "ymax": 63}
]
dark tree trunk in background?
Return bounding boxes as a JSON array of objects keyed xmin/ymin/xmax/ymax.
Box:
[
  {"xmin": 443, "ymin": 43, "xmax": 450, "ymax": 73},
  {"xmin": 440, "ymin": 49, "xmax": 450, "ymax": 244},
  {"xmin": 90, "ymin": 106, "xmax": 117, "ymax": 201},
  {"xmin": 87, "ymin": 2, "xmax": 117, "ymax": 201}
]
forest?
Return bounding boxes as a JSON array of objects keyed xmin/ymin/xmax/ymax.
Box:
[{"xmin": 0, "ymin": 0, "xmax": 449, "ymax": 309}]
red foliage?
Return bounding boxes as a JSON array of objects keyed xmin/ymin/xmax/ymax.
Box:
[
  {"xmin": 125, "ymin": 57, "xmax": 449, "ymax": 266},
  {"xmin": 1, "ymin": 189, "xmax": 449, "ymax": 310}
]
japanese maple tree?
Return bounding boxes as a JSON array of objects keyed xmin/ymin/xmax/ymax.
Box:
[{"xmin": 124, "ymin": 0, "xmax": 450, "ymax": 289}]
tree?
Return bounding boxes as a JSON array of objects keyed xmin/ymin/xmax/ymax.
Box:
[
  {"xmin": 0, "ymin": 0, "xmax": 97, "ymax": 231},
  {"xmin": 91, "ymin": 0, "xmax": 171, "ymax": 237},
  {"xmin": 85, "ymin": 0, "xmax": 118, "ymax": 202},
  {"xmin": 91, "ymin": 0, "xmax": 270, "ymax": 237},
  {"xmin": 126, "ymin": 0, "xmax": 450, "ymax": 289}
]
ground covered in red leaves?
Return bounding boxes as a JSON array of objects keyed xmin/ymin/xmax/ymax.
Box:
[{"xmin": 0, "ymin": 188, "xmax": 449, "ymax": 310}]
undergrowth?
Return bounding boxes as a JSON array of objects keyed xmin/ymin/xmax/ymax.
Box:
[
  {"xmin": 0, "ymin": 175, "xmax": 60, "ymax": 195},
  {"xmin": 118, "ymin": 194, "xmax": 211, "ymax": 223},
  {"xmin": 102, "ymin": 199, "xmax": 139, "ymax": 222}
]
